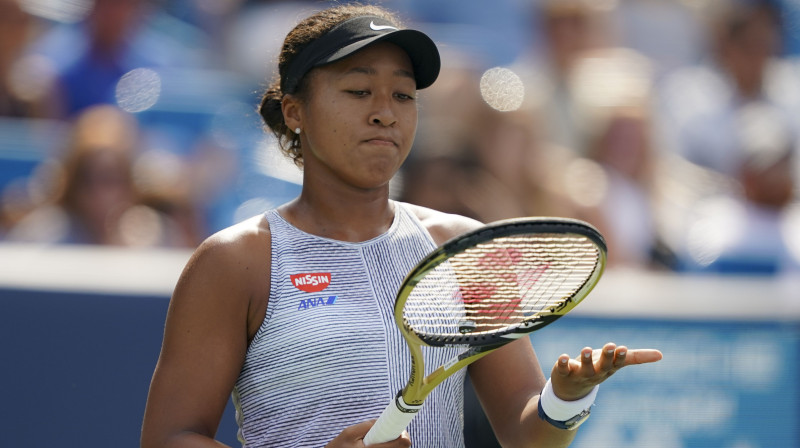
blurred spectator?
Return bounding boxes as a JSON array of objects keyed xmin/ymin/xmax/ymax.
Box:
[
  {"xmin": 6, "ymin": 104, "xmax": 199, "ymax": 247},
  {"xmin": 657, "ymin": 0, "xmax": 800, "ymax": 177},
  {"xmin": 0, "ymin": 0, "xmax": 48, "ymax": 118},
  {"xmin": 554, "ymin": 45, "xmax": 677, "ymax": 269},
  {"xmin": 14, "ymin": 0, "xmax": 261, "ymax": 238},
  {"xmin": 651, "ymin": 0, "xmax": 800, "ymax": 275},
  {"xmin": 583, "ymin": 105, "xmax": 673, "ymax": 268},
  {"xmin": 670, "ymin": 102, "xmax": 800, "ymax": 274},
  {"xmin": 401, "ymin": 62, "xmax": 597, "ymax": 226},
  {"xmin": 512, "ymin": 0, "xmax": 616, "ymax": 155},
  {"xmin": 30, "ymin": 0, "xmax": 212, "ymax": 118}
]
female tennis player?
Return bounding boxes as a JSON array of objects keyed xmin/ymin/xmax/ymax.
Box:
[{"xmin": 140, "ymin": 4, "xmax": 662, "ymax": 447}]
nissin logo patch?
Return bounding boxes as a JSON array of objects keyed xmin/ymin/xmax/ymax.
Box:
[
  {"xmin": 297, "ymin": 296, "xmax": 338, "ymax": 311},
  {"xmin": 290, "ymin": 273, "xmax": 331, "ymax": 293}
]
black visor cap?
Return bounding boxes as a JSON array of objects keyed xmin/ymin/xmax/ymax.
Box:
[{"xmin": 283, "ymin": 15, "xmax": 441, "ymax": 94}]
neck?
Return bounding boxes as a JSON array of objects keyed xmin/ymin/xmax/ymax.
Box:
[{"xmin": 280, "ymin": 183, "xmax": 395, "ymax": 243}]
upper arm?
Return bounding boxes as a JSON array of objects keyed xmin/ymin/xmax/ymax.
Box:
[
  {"xmin": 141, "ymin": 218, "xmax": 270, "ymax": 447},
  {"xmin": 468, "ymin": 338, "xmax": 548, "ymax": 445}
]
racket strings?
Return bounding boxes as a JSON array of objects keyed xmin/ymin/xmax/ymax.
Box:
[{"xmin": 403, "ymin": 234, "xmax": 599, "ymax": 338}]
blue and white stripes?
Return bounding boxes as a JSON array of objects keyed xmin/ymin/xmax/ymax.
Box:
[{"xmin": 233, "ymin": 202, "xmax": 467, "ymax": 447}]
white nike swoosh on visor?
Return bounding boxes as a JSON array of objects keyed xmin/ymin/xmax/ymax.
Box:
[{"xmin": 370, "ymin": 21, "xmax": 398, "ymax": 31}]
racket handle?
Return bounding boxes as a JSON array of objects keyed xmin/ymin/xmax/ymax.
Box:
[{"xmin": 363, "ymin": 394, "xmax": 422, "ymax": 445}]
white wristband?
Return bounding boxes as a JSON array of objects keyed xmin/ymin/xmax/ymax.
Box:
[{"xmin": 539, "ymin": 378, "xmax": 598, "ymax": 421}]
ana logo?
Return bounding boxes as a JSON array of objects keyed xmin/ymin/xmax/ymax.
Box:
[
  {"xmin": 297, "ymin": 296, "xmax": 338, "ymax": 311},
  {"xmin": 370, "ymin": 21, "xmax": 398, "ymax": 31},
  {"xmin": 291, "ymin": 272, "xmax": 331, "ymax": 293}
]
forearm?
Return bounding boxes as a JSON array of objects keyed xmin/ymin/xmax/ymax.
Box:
[
  {"xmin": 516, "ymin": 396, "xmax": 578, "ymax": 448},
  {"xmin": 493, "ymin": 394, "xmax": 577, "ymax": 448}
]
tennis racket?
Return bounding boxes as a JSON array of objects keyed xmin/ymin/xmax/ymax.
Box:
[{"xmin": 363, "ymin": 217, "xmax": 607, "ymax": 445}]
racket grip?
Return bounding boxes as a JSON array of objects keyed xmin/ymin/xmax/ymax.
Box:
[{"xmin": 363, "ymin": 393, "xmax": 422, "ymax": 445}]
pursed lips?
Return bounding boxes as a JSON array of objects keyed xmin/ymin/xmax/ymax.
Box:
[{"xmin": 363, "ymin": 136, "xmax": 398, "ymax": 147}]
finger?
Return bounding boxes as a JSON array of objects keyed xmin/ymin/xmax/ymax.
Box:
[
  {"xmin": 364, "ymin": 430, "xmax": 411, "ymax": 448},
  {"xmin": 395, "ymin": 430, "xmax": 412, "ymax": 447},
  {"xmin": 599, "ymin": 343, "xmax": 616, "ymax": 372},
  {"xmin": 613, "ymin": 346, "xmax": 627, "ymax": 368},
  {"xmin": 345, "ymin": 420, "xmax": 375, "ymax": 439},
  {"xmin": 623, "ymin": 349, "xmax": 664, "ymax": 365},
  {"xmin": 580, "ymin": 347, "xmax": 594, "ymax": 376},
  {"xmin": 555, "ymin": 354, "xmax": 571, "ymax": 376}
]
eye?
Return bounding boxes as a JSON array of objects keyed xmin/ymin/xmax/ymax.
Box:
[
  {"xmin": 395, "ymin": 92, "xmax": 416, "ymax": 102},
  {"xmin": 347, "ymin": 90, "xmax": 370, "ymax": 97}
]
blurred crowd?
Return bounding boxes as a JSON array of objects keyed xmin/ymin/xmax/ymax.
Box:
[{"xmin": 0, "ymin": 0, "xmax": 799, "ymax": 276}]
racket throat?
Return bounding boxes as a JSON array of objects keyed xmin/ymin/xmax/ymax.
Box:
[{"xmin": 394, "ymin": 391, "xmax": 424, "ymax": 414}]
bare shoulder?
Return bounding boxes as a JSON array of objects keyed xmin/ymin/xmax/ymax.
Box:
[
  {"xmin": 203, "ymin": 213, "xmax": 270, "ymax": 255},
  {"xmin": 190, "ymin": 213, "xmax": 271, "ymax": 274},
  {"xmin": 176, "ymin": 213, "xmax": 271, "ymax": 309},
  {"xmin": 174, "ymin": 213, "xmax": 272, "ymax": 341},
  {"xmin": 403, "ymin": 203, "xmax": 484, "ymax": 246}
]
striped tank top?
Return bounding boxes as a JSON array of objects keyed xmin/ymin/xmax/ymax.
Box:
[{"xmin": 233, "ymin": 202, "xmax": 467, "ymax": 447}]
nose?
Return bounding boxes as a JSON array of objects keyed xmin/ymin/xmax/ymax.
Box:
[
  {"xmin": 371, "ymin": 115, "xmax": 396, "ymax": 126},
  {"xmin": 368, "ymin": 95, "xmax": 397, "ymax": 127}
]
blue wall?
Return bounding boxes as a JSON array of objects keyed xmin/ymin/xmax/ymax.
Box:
[
  {"xmin": 2, "ymin": 285, "xmax": 798, "ymax": 447},
  {"xmin": 0, "ymin": 287, "xmax": 240, "ymax": 447}
]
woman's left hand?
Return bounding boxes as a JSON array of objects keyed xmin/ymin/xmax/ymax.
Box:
[{"xmin": 549, "ymin": 342, "xmax": 663, "ymax": 401}]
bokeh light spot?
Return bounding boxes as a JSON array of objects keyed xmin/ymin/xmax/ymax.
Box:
[
  {"xmin": 116, "ymin": 68, "xmax": 162, "ymax": 113},
  {"xmin": 479, "ymin": 67, "xmax": 525, "ymax": 112}
]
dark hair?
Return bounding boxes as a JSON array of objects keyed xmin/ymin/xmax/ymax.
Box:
[{"xmin": 258, "ymin": 4, "xmax": 403, "ymax": 167}]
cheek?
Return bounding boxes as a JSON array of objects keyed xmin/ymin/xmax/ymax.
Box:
[
  {"xmin": 319, "ymin": 99, "xmax": 355, "ymax": 134},
  {"xmin": 401, "ymin": 108, "xmax": 419, "ymax": 142}
]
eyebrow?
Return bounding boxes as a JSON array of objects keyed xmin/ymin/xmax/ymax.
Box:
[{"xmin": 344, "ymin": 66, "xmax": 415, "ymax": 82}]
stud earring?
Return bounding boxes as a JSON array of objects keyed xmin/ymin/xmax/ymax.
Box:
[{"xmin": 294, "ymin": 128, "xmax": 301, "ymax": 135}]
